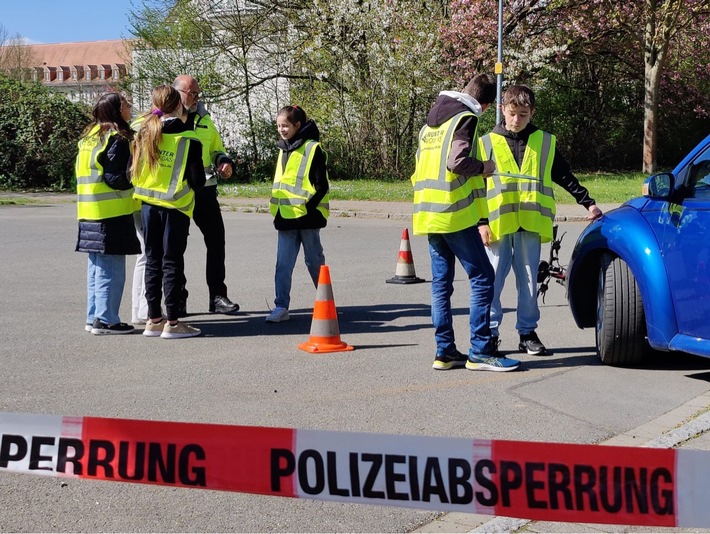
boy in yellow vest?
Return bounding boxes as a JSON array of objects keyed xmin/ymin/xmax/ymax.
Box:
[
  {"xmin": 478, "ymin": 85, "xmax": 603, "ymax": 355},
  {"xmin": 412, "ymin": 74, "xmax": 520, "ymax": 372}
]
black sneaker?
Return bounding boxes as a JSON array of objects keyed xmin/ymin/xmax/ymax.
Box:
[
  {"xmin": 210, "ymin": 295, "xmax": 240, "ymax": 314},
  {"xmin": 489, "ymin": 335, "xmax": 501, "ymax": 355},
  {"xmin": 432, "ymin": 350, "xmax": 467, "ymax": 370},
  {"xmin": 91, "ymin": 319, "xmax": 134, "ymax": 335},
  {"xmin": 519, "ymin": 331, "xmax": 547, "ymax": 355}
]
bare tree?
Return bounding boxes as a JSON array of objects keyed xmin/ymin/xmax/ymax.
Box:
[{"xmin": 0, "ymin": 26, "xmax": 37, "ymax": 81}]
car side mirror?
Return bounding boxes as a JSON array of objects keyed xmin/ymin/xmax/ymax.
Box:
[{"xmin": 642, "ymin": 172, "xmax": 674, "ymax": 199}]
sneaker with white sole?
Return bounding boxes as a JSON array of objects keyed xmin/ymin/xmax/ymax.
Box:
[
  {"xmin": 143, "ymin": 319, "xmax": 167, "ymax": 337},
  {"xmin": 465, "ymin": 353, "xmax": 520, "ymax": 372},
  {"xmin": 265, "ymin": 307, "xmax": 289, "ymax": 323},
  {"xmin": 161, "ymin": 321, "xmax": 201, "ymax": 339},
  {"xmin": 518, "ymin": 331, "xmax": 547, "ymax": 355},
  {"xmin": 85, "ymin": 324, "xmax": 93, "ymax": 332},
  {"xmin": 91, "ymin": 319, "xmax": 134, "ymax": 335}
]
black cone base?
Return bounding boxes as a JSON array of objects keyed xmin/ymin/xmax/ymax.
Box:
[{"xmin": 386, "ymin": 275, "xmax": 425, "ymax": 284}]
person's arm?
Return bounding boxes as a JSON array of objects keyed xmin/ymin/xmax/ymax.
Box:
[
  {"xmin": 551, "ymin": 152, "xmax": 603, "ymax": 220},
  {"xmin": 186, "ymin": 139, "xmax": 207, "ymax": 192},
  {"xmin": 447, "ymin": 116, "xmax": 490, "ymax": 176},
  {"xmin": 101, "ymin": 136, "xmax": 133, "ymax": 190},
  {"xmin": 205, "ymin": 117, "xmax": 234, "ymax": 178},
  {"xmin": 306, "ymin": 145, "xmax": 329, "ymax": 210}
]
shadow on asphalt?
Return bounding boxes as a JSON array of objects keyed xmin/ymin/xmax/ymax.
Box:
[
  {"xmin": 174, "ymin": 302, "xmax": 435, "ymax": 338},
  {"xmin": 514, "ymin": 352, "xmax": 599, "ymax": 370},
  {"xmin": 640, "ymin": 350, "xmax": 710, "ymax": 372}
]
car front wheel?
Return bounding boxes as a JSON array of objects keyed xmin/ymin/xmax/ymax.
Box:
[{"xmin": 596, "ymin": 253, "xmax": 647, "ymax": 366}]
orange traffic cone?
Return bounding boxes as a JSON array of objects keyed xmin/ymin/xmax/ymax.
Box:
[
  {"xmin": 298, "ymin": 265, "xmax": 354, "ymax": 353},
  {"xmin": 386, "ymin": 228, "xmax": 425, "ymax": 284}
]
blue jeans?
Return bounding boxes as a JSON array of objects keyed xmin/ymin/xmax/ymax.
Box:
[
  {"xmin": 486, "ymin": 231, "xmax": 541, "ymax": 336},
  {"xmin": 274, "ymin": 229, "xmax": 325, "ymax": 309},
  {"xmin": 428, "ymin": 226, "xmax": 495, "ymax": 355},
  {"xmin": 86, "ymin": 253, "xmax": 126, "ymax": 325}
]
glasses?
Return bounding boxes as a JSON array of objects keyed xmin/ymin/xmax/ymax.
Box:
[{"xmin": 178, "ymin": 89, "xmax": 201, "ymax": 98}]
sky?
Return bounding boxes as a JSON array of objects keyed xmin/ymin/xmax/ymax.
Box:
[{"xmin": 1, "ymin": 0, "xmax": 138, "ymax": 44}]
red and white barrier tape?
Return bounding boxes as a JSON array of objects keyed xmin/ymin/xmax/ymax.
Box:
[{"xmin": 2, "ymin": 411, "xmax": 709, "ymax": 527}]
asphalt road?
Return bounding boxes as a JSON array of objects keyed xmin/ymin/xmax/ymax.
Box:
[{"xmin": 1, "ymin": 199, "xmax": 710, "ymax": 532}]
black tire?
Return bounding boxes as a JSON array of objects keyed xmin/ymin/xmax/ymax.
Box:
[{"xmin": 596, "ymin": 253, "xmax": 647, "ymax": 366}]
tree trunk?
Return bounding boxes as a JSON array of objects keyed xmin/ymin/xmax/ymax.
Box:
[{"xmin": 643, "ymin": 60, "xmax": 661, "ymax": 174}]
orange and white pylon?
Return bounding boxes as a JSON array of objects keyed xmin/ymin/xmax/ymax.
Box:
[
  {"xmin": 298, "ymin": 265, "xmax": 354, "ymax": 353},
  {"xmin": 386, "ymin": 228, "xmax": 425, "ymax": 284}
]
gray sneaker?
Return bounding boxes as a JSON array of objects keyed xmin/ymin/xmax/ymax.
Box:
[
  {"xmin": 265, "ymin": 307, "xmax": 289, "ymax": 323},
  {"xmin": 466, "ymin": 353, "xmax": 520, "ymax": 372}
]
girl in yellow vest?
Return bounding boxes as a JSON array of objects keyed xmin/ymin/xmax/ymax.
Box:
[
  {"xmin": 130, "ymin": 85, "xmax": 206, "ymax": 339},
  {"xmin": 75, "ymin": 92, "xmax": 140, "ymax": 335},
  {"xmin": 267, "ymin": 106, "xmax": 329, "ymax": 323}
]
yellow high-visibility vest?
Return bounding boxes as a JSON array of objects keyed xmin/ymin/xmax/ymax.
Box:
[
  {"xmin": 132, "ymin": 131, "xmax": 200, "ymax": 218},
  {"xmin": 192, "ymin": 107, "xmax": 229, "ymax": 187},
  {"xmin": 411, "ymin": 112, "xmax": 488, "ymax": 235},
  {"xmin": 270, "ymin": 140, "xmax": 330, "ymax": 219},
  {"xmin": 478, "ymin": 131, "xmax": 557, "ymax": 243},
  {"xmin": 75, "ymin": 125, "xmax": 134, "ymax": 221}
]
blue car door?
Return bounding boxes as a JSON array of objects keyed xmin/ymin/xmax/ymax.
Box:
[{"xmin": 655, "ymin": 143, "xmax": 710, "ymax": 340}]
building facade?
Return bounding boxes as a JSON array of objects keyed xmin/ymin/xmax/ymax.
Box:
[{"xmin": 17, "ymin": 40, "xmax": 132, "ymax": 106}]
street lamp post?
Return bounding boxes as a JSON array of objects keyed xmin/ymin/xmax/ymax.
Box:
[{"xmin": 495, "ymin": 0, "xmax": 503, "ymax": 124}]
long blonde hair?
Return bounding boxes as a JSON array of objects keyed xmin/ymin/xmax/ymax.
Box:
[{"xmin": 130, "ymin": 85, "xmax": 182, "ymax": 179}]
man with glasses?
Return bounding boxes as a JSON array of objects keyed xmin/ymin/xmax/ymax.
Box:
[{"xmin": 173, "ymin": 74, "xmax": 239, "ymax": 315}]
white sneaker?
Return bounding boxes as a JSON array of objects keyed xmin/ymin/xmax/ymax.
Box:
[
  {"xmin": 161, "ymin": 321, "xmax": 201, "ymax": 339},
  {"xmin": 265, "ymin": 307, "xmax": 289, "ymax": 323}
]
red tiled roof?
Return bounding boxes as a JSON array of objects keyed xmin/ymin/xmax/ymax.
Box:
[{"xmin": 26, "ymin": 39, "xmax": 133, "ymax": 67}]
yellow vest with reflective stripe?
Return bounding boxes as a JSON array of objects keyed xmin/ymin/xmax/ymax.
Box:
[
  {"xmin": 132, "ymin": 131, "xmax": 200, "ymax": 219},
  {"xmin": 75, "ymin": 126, "xmax": 134, "ymax": 221},
  {"xmin": 478, "ymin": 131, "xmax": 556, "ymax": 243},
  {"xmin": 270, "ymin": 141, "xmax": 330, "ymax": 219},
  {"xmin": 411, "ymin": 112, "xmax": 488, "ymax": 235}
]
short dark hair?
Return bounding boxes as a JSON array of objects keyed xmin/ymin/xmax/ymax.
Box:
[
  {"xmin": 463, "ymin": 74, "xmax": 496, "ymax": 105},
  {"xmin": 502, "ymin": 84, "xmax": 535, "ymax": 109}
]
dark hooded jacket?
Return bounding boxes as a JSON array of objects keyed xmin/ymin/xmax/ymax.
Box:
[
  {"xmin": 273, "ymin": 119, "xmax": 329, "ymax": 231},
  {"xmin": 75, "ymin": 134, "xmax": 141, "ymax": 255},
  {"xmin": 426, "ymin": 93, "xmax": 487, "ymax": 177}
]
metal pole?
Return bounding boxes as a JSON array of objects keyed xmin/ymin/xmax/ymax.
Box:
[{"xmin": 495, "ymin": 0, "xmax": 503, "ymax": 124}]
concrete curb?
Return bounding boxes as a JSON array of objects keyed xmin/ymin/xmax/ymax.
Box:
[{"xmin": 0, "ymin": 193, "xmax": 616, "ymax": 224}]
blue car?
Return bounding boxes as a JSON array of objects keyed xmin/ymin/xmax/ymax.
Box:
[{"xmin": 567, "ymin": 133, "xmax": 710, "ymax": 366}]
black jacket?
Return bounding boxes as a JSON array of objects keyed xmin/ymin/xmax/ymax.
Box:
[
  {"xmin": 426, "ymin": 93, "xmax": 486, "ymax": 177},
  {"xmin": 273, "ymin": 119, "xmax": 329, "ymax": 231},
  {"xmin": 75, "ymin": 134, "xmax": 141, "ymax": 255}
]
